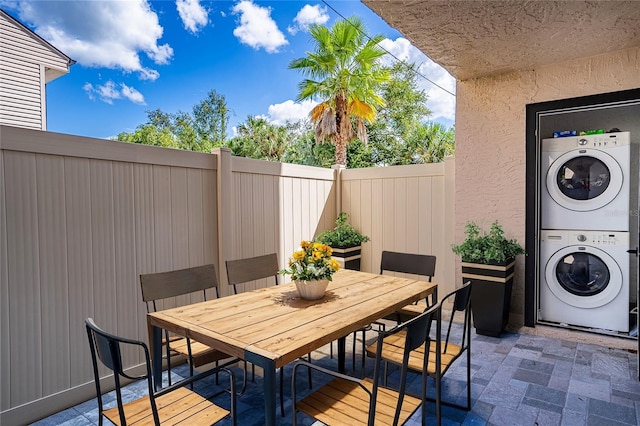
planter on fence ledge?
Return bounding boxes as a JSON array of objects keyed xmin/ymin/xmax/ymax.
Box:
[
  {"xmin": 461, "ymin": 259, "xmax": 515, "ymax": 337},
  {"xmin": 330, "ymin": 245, "xmax": 362, "ymax": 271}
]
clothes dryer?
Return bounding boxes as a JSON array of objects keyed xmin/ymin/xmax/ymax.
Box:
[
  {"xmin": 539, "ymin": 229, "xmax": 630, "ymax": 332},
  {"xmin": 541, "ymin": 132, "xmax": 630, "ymax": 231}
]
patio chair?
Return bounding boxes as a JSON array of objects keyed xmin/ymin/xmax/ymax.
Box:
[
  {"xmin": 85, "ymin": 318, "xmax": 236, "ymax": 426},
  {"xmin": 140, "ymin": 264, "xmax": 243, "ymax": 390},
  {"xmin": 380, "ymin": 251, "xmax": 438, "ymax": 319},
  {"xmin": 225, "ymin": 253, "xmax": 281, "ymax": 295},
  {"xmin": 291, "ymin": 303, "xmax": 439, "ymax": 425},
  {"xmin": 350, "ymin": 251, "xmax": 437, "ymax": 371},
  {"xmin": 226, "ymin": 253, "xmax": 312, "ymax": 417},
  {"xmin": 366, "ymin": 281, "xmax": 472, "ymax": 426}
]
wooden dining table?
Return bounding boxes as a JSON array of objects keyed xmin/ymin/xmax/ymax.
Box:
[{"xmin": 148, "ymin": 268, "xmax": 437, "ymax": 425}]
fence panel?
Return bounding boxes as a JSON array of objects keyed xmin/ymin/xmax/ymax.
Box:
[{"xmin": 341, "ymin": 160, "xmax": 455, "ymax": 296}]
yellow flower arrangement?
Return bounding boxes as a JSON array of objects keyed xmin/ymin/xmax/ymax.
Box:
[{"xmin": 280, "ymin": 240, "xmax": 341, "ymax": 281}]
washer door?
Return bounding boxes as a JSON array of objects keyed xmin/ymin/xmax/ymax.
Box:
[
  {"xmin": 546, "ymin": 148, "xmax": 623, "ymax": 212},
  {"xmin": 545, "ymin": 245, "xmax": 622, "ymax": 308}
]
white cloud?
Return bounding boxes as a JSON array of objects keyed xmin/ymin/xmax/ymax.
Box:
[
  {"xmin": 379, "ymin": 38, "xmax": 456, "ymax": 123},
  {"xmin": 83, "ymin": 81, "xmax": 146, "ymax": 105},
  {"xmin": 8, "ymin": 0, "xmax": 172, "ymax": 81},
  {"xmin": 267, "ymin": 99, "xmax": 317, "ymax": 125},
  {"xmin": 231, "ymin": 0, "xmax": 288, "ymax": 53},
  {"xmin": 120, "ymin": 84, "xmax": 146, "ymax": 105},
  {"xmin": 288, "ymin": 4, "xmax": 329, "ymax": 35},
  {"xmin": 176, "ymin": 0, "xmax": 209, "ymax": 34}
]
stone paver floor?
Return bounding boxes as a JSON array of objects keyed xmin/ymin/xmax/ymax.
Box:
[{"xmin": 32, "ymin": 327, "xmax": 639, "ymax": 425}]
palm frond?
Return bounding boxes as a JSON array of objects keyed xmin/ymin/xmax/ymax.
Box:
[
  {"xmin": 312, "ymin": 105, "xmax": 337, "ymax": 143},
  {"xmin": 349, "ymin": 99, "xmax": 376, "ymax": 122}
]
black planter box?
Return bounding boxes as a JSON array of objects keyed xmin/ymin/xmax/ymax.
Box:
[
  {"xmin": 331, "ymin": 246, "xmax": 362, "ymax": 271},
  {"xmin": 462, "ymin": 259, "xmax": 515, "ymax": 337}
]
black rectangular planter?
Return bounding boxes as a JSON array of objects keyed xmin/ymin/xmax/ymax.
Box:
[
  {"xmin": 331, "ymin": 246, "xmax": 362, "ymax": 271},
  {"xmin": 462, "ymin": 259, "xmax": 515, "ymax": 337}
]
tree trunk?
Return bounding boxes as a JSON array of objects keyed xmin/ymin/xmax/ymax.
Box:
[{"xmin": 334, "ymin": 92, "xmax": 350, "ymax": 166}]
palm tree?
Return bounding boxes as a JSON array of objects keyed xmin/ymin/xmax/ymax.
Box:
[{"xmin": 289, "ymin": 17, "xmax": 389, "ymax": 166}]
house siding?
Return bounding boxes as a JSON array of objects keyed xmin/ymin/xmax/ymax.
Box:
[
  {"xmin": 0, "ymin": 11, "xmax": 70, "ymax": 130},
  {"xmin": 455, "ymin": 45, "xmax": 640, "ymax": 326}
]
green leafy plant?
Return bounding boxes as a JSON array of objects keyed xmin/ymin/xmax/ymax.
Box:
[
  {"xmin": 451, "ymin": 221, "xmax": 525, "ymax": 264},
  {"xmin": 316, "ymin": 212, "xmax": 370, "ymax": 249}
]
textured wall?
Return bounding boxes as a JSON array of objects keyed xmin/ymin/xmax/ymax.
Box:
[{"xmin": 455, "ymin": 46, "xmax": 640, "ymax": 325}]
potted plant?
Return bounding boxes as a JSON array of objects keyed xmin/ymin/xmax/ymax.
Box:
[
  {"xmin": 280, "ymin": 240, "xmax": 341, "ymax": 300},
  {"xmin": 451, "ymin": 221, "xmax": 525, "ymax": 337},
  {"xmin": 316, "ymin": 212, "xmax": 370, "ymax": 270}
]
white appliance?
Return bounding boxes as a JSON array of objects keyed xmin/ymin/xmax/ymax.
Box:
[
  {"xmin": 539, "ymin": 229, "xmax": 630, "ymax": 332},
  {"xmin": 541, "ymin": 132, "xmax": 630, "ymax": 231}
]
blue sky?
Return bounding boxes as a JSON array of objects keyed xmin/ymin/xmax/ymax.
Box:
[{"xmin": 1, "ymin": 0, "xmax": 456, "ymax": 140}]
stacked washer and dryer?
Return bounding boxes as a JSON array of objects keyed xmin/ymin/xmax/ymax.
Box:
[{"xmin": 539, "ymin": 131, "xmax": 631, "ymax": 333}]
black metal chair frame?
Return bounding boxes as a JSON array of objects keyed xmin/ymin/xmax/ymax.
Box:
[
  {"xmin": 140, "ymin": 264, "xmax": 246, "ymax": 393},
  {"xmin": 85, "ymin": 318, "xmax": 237, "ymax": 426},
  {"xmin": 292, "ymin": 303, "xmax": 439, "ymax": 426},
  {"xmin": 373, "ymin": 281, "xmax": 472, "ymax": 425},
  {"xmin": 351, "ymin": 251, "xmax": 437, "ymax": 373}
]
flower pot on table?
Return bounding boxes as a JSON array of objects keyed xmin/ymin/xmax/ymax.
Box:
[
  {"xmin": 295, "ymin": 279, "xmax": 329, "ymax": 300},
  {"xmin": 461, "ymin": 259, "xmax": 515, "ymax": 337}
]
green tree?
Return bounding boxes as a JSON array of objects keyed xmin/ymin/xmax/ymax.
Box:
[
  {"xmin": 116, "ymin": 91, "xmax": 229, "ymax": 152},
  {"xmin": 405, "ymin": 122, "xmax": 455, "ymax": 163},
  {"xmin": 282, "ymin": 124, "xmax": 335, "ymax": 168},
  {"xmin": 366, "ymin": 62, "xmax": 454, "ymax": 165},
  {"xmin": 227, "ymin": 116, "xmax": 290, "ymax": 161},
  {"xmin": 289, "ymin": 17, "xmax": 389, "ymax": 166},
  {"xmin": 377, "ymin": 63, "xmax": 430, "ymax": 137},
  {"xmin": 193, "ymin": 90, "xmax": 228, "ymax": 148},
  {"xmin": 116, "ymin": 124, "xmax": 177, "ymax": 149}
]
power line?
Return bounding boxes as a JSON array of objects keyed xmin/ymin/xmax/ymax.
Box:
[{"xmin": 321, "ymin": 0, "xmax": 456, "ymax": 97}]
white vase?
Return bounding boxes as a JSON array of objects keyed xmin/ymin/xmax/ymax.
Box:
[{"xmin": 295, "ymin": 279, "xmax": 329, "ymax": 300}]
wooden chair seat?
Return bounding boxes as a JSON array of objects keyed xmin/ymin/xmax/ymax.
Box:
[
  {"xmin": 86, "ymin": 318, "xmax": 235, "ymax": 426},
  {"xmin": 366, "ymin": 332, "xmax": 463, "ymax": 374},
  {"xmin": 293, "ymin": 305, "xmax": 439, "ymax": 425},
  {"xmin": 102, "ymin": 387, "xmax": 229, "ymax": 426},
  {"xmin": 365, "ymin": 282, "xmax": 473, "ymax": 425},
  {"xmin": 297, "ymin": 377, "xmax": 421, "ymax": 426},
  {"xmin": 169, "ymin": 338, "xmax": 233, "ymax": 368},
  {"xmin": 395, "ymin": 301, "xmax": 428, "ymax": 318}
]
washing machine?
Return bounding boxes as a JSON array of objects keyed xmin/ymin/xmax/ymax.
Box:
[
  {"xmin": 539, "ymin": 229, "xmax": 630, "ymax": 332},
  {"xmin": 541, "ymin": 131, "xmax": 630, "ymax": 231}
]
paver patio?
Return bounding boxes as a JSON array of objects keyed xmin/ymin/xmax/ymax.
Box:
[{"xmin": 32, "ymin": 327, "xmax": 639, "ymax": 426}]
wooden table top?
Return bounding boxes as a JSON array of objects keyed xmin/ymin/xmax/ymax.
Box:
[{"xmin": 148, "ymin": 269, "xmax": 436, "ymax": 368}]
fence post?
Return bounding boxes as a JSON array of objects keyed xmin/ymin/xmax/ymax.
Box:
[
  {"xmin": 212, "ymin": 147, "xmax": 233, "ymax": 296},
  {"xmin": 332, "ymin": 164, "xmax": 344, "ymax": 217}
]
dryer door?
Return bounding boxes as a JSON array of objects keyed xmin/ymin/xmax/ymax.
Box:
[
  {"xmin": 545, "ymin": 245, "xmax": 622, "ymax": 308},
  {"xmin": 546, "ymin": 148, "xmax": 623, "ymax": 212}
]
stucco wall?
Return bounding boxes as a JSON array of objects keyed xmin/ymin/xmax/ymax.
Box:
[{"xmin": 455, "ymin": 46, "xmax": 640, "ymax": 326}]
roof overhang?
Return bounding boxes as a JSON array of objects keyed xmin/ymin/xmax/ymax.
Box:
[{"xmin": 362, "ymin": 0, "xmax": 640, "ymax": 80}]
